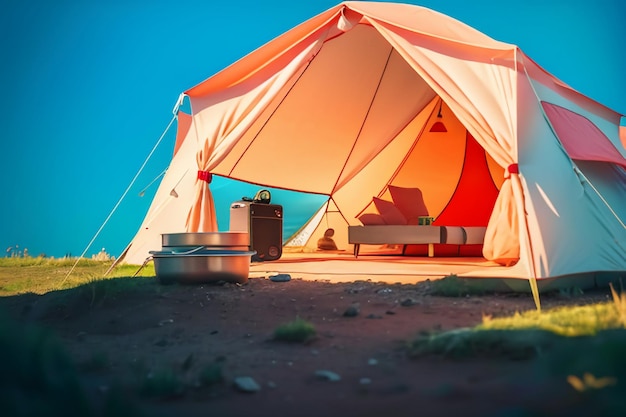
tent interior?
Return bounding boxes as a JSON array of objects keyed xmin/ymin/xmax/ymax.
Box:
[{"xmin": 206, "ymin": 24, "xmax": 505, "ymax": 256}]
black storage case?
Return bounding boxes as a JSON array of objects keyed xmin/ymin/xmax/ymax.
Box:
[{"xmin": 229, "ymin": 201, "xmax": 283, "ymax": 261}]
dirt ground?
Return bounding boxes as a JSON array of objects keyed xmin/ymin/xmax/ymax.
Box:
[{"xmin": 0, "ymin": 275, "xmax": 615, "ymax": 417}]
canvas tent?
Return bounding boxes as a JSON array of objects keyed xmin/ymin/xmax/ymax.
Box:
[{"xmin": 121, "ymin": 1, "xmax": 626, "ymax": 283}]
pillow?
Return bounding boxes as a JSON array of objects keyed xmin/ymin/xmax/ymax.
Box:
[
  {"xmin": 357, "ymin": 213, "xmax": 386, "ymax": 225},
  {"xmin": 388, "ymin": 185, "xmax": 429, "ymax": 223},
  {"xmin": 372, "ymin": 197, "xmax": 407, "ymax": 225}
]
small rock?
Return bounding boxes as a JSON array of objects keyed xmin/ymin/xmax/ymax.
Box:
[
  {"xmin": 400, "ymin": 298, "xmax": 418, "ymax": 307},
  {"xmin": 233, "ymin": 376, "xmax": 261, "ymax": 393},
  {"xmin": 315, "ymin": 370, "xmax": 341, "ymax": 382},
  {"xmin": 269, "ymin": 274, "xmax": 292, "ymax": 282},
  {"xmin": 367, "ymin": 358, "xmax": 378, "ymax": 366},
  {"xmin": 366, "ymin": 313, "xmax": 383, "ymax": 319},
  {"xmin": 359, "ymin": 377, "xmax": 372, "ymax": 385},
  {"xmin": 376, "ymin": 288, "xmax": 393, "ymax": 294},
  {"xmin": 158, "ymin": 319, "xmax": 174, "ymax": 326},
  {"xmin": 343, "ymin": 304, "xmax": 360, "ymax": 317},
  {"xmin": 385, "ymin": 310, "xmax": 396, "ymax": 315}
]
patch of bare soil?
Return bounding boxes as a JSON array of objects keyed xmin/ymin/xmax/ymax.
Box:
[{"xmin": 0, "ymin": 277, "xmax": 614, "ymax": 417}]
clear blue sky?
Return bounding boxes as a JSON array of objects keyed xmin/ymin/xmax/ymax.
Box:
[{"xmin": 1, "ymin": 0, "xmax": 624, "ymax": 259}]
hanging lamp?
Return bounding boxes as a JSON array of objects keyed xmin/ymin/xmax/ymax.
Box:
[{"xmin": 430, "ymin": 99, "xmax": 447, "ymax": 133}]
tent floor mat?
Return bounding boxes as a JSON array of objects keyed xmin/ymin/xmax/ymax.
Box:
[{"xmin": 248, "ymin": 251, "xmax": 626, "ymax": 293}]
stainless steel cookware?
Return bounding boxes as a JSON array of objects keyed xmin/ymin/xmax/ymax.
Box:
[
  {"xmin": 150, "ymin": 248, "xmax": 256, "ymax": 285},
  {"xmin": 161, "ymin": 232, "xmax": 249, "ymax": 248}
]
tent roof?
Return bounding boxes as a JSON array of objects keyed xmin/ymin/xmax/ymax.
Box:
[{"xmin": 185, "ymin": 1, "xmax": 515, "ymax": 99}]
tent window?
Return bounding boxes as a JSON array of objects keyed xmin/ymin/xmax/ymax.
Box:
[{"xmin": 541, "ymin": 102, "xmax": 626, "ymax": 168}]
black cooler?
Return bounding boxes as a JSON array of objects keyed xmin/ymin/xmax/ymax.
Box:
[{"xmin": 229, "ymin": 201, "xmax": 283, "ymax": 261}]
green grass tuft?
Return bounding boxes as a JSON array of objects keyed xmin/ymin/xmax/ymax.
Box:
[
  {"xmin": 409, "ymin": 295, "xmax": 626, "ymax": 360},
  {"xmin": 610, "ymin": 282, "xmax": 626, "ymax": 327},
  {"xmin": 479, "ymin": 302, "xmax": 623, "ymax": 337},
  {"xmin": 274, "ymin": 318, "xmax": 316, "ymax": 343},
  {"xmin": 429, "ymin": 274, "xmax": 492, "ymax": 297},
  {"xmin": 408, "ymin": 327, "xmax": 558, "ymax": 360}
]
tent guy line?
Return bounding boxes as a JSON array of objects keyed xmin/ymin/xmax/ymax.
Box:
[{"xmin": 61, "ymin": 114, "xmax": 178, "ymax": 287}]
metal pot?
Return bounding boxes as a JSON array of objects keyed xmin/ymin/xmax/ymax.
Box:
[
  {"xmin": 150, "ymin": 248, "xmax": 256, "ymax": 285},
  {"xmin": 161, "ymin": 232, "xmax": 249, "ymax": 248},
  {"xmin": 162, "ymin": 245, "xmax": 250, "ymax": 252}
]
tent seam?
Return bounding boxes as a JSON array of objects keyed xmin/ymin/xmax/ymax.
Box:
[{"xmin": 330, "ymin": 45, "xmax": 394, "ymax": 195}]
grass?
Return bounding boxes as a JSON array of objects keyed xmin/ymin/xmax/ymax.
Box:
[
  {"xmin": 610, "ymin": 282, "xmax": 626, "ymax": 327},
  {"xmin": 274, "ymin": 318, "xmax": 317, "ymax": 343},
  {"xmin": 0, "ymin": 312, "xmax": 89, "ymax": 416},
  {"xmin": 0, "ymin": 257, "xmax": 160, "ymax": 331},
  {"xmin": 0, "ymin": 257, "xmax": 154, "ymax": 297},
  {"xmin": 0, "ymin": 257, "xmax": 156, "ymax": 416},
  {"xmin": 408, "ymin": 292, "xmax": 626, "ymax": 415},
  {"xmin": 0, "ymin": 255, "xmax": 227, "ymax": 413},
  {"xmin": 429, "ymin": 273, "xmax": 495, "ymax": 296},
  {"xmin": 410, "ymin": 296, "xmax": 626, "ymax": 357},
  {"xmin": 0, "ymin": 309, "xmax": 142, "ymax": 417},
  {"xmin": 479, "ymin": 302, "xmax": 622, "ymax": 336}
]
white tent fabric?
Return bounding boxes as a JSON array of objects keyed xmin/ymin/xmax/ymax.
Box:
[{"xmin": 122, "ymin": 1, "xmax": 626, "ymax": 282}]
